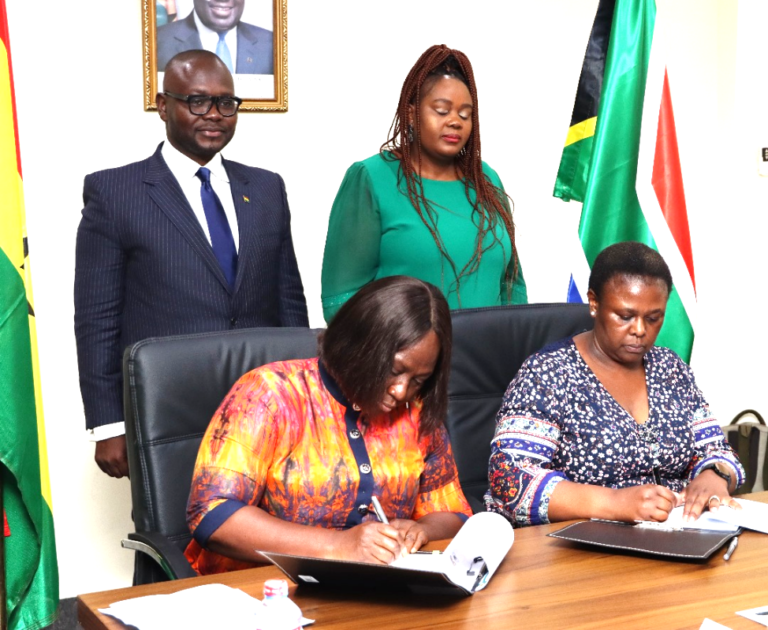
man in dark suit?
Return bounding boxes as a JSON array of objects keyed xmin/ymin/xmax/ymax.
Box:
[
  {"xmin": 75, "ymin": 50, "xmax": 307, "ymax": 478},
  {"xmin": 156, "ymin": 0, "xmax": 273, "ymax": 74}
]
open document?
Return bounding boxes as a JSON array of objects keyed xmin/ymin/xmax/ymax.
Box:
[
  {"xmin": 637, "ymin": 498, "xmax": 768, "ymax": 533},
  {"xmin": 262, "ymin": 512, "xmax": 515, "ymax": 596},
  {"xmin": 389, "ymin": 511, "xmax": 514, "ymax": 592}
]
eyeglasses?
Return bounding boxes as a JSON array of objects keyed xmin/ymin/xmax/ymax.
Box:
[{"xmin": 163, "ymin": 91, "xmax": 242, "ymax": 117}]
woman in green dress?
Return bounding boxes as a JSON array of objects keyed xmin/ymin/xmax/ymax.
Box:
[{"xmin": 321, "ymin": 44, "xmax": 526, "ymax": 322}]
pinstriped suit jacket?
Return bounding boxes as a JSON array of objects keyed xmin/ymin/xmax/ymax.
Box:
[{"xmin": 74, "ymin": 144, "xmax": 308, "ymax": 430}]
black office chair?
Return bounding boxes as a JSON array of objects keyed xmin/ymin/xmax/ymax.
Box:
[
  {"xmin": 122, "ymin": 327, "xmax": 321, "ymax": 585},
  {"xmin": 446, "ymin": 303, "xmax": 593, "ymax": 512},
  {"xmin": 123, "ymin": 303, "xmax": 591, "ymax": 583}
]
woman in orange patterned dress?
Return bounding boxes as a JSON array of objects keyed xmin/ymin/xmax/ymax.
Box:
[{"xmin": 185, "ymin": 276, "xmax": 472, "ymax": 574}]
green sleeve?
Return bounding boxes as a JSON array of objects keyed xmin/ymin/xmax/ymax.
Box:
[
  {"xmin": 487, "ymin": 164, "xmax": 528, "ymax": 306},
  {"xmin": 510, "ymin": 258, "xmax": 528, "ymax": 304},
  {"xmin": 500, "ymin": 254, "xmax": 528, "ymax": 305},
  {"xmin": 321, "ymin": 162, "xmax": 382, "ymax": 323}
]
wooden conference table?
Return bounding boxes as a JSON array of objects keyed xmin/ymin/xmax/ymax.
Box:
[{"xmin": 79, "ymin": 491, "xmax": 768, "ymax": 630}]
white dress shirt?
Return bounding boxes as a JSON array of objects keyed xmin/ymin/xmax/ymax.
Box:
[
  {"xmin": 193, "ymin": 11, "xmax": 239, "ymax": 70},
  {"xmin": 161, "ymin": 141, "xmax": 240, "ymax": 252}
]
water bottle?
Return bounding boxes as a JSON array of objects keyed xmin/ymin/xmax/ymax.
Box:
[{"xmin": 260, "ymin": 579, "xmax": 303, "ymax": 630}]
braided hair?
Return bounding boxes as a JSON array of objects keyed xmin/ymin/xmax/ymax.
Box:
[{"xmin": 381, "ymin": 44, "xmax": 519, "ymax": 303}]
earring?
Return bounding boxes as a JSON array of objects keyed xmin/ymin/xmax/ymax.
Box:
[
  {"xmin": 590, "ymin": 310, "xmax": 596, "ymax": 316},
  {"xmin": 405, "ymin": 401, "xmax": 410, "ymax": 410},
  {"xmin": 407, "ymin": 124, "xmax": 414, "ymax": 143},
  {"xmin": 352, "ymin": 403, "xmax": 361, "ymax": 412}
]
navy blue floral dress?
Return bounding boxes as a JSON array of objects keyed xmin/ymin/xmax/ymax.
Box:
[{"xmin": 486, "ymin": 338, "xmax": 745, "ymax": 527}]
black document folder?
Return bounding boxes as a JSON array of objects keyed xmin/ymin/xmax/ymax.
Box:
[
  {"xmin": 261, "ymin": 551, "xmax": 474, "ymax": 596},
  {"xmin": 261, "ymin": 512, "xmax": 514, "ymax": 596},
  {"xmin": 548, "ymin": 520, "xmax": 740, "ymax": 560}
]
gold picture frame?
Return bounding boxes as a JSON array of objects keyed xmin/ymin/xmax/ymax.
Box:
[{"xmin": 142, "ymin": 0, "xmax": 287, "ymax": 112}]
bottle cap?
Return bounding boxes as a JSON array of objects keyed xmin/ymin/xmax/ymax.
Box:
[{"xmin": 263, "ymin": 578, "xmax": 289, "ymax": 599}]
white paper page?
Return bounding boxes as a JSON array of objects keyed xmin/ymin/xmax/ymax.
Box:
[
  {"xmin": 98, "ymin": 583, "xmax": 314, "ymax": 630},
  {"xmin": 390, "ymin": 512, "xmax": 514, "ymax": 592},
  {"xmin": 737, "ymin": 605, "xmax": 768, "ymax": 627},
  {"xmin": 708, "ymin": 499, "xmax": 768, "ymax": 534},
  {"xmin": 699, "ymin": 619, "xmax": 733, "ymax": 630},
  {"xmin": 650, "ymin": 507, "xmax": 740, "ymax": 532},
  {"xmin": 642, "ymin": 498, "xmax": 768, "ymax": 533},
  {"xmin": 442, "ymin": 512, "xmax": 514, "ymax": 592},
  {"xmin": 389, "ymin": 549, "xmax": 448, "ymax": 572}
]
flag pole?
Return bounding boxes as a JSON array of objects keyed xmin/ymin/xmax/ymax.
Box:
[{"xmin": 0, "ymin": 465, "xmax": 7, "ymax": 630}]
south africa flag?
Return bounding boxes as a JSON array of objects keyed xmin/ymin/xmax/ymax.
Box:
[{"xmin": 554, "ymin": 0, "xmax": 696, "ymax": 362}]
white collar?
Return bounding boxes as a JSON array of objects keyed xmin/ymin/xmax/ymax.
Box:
[
  {"xmin": 161, "ymin": 141, "xmax": 230, "ymax": 184},
  {"xmin": 193, "ymin": 10, "xmax": 237, "ymax": 50}
]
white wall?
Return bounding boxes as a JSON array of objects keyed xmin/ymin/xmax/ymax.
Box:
[{"xmin": 4, "ymin": 0, "xmax": 764, "ymax": 598}]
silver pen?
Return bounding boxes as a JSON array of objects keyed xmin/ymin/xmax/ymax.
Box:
[
  {"xmin": 723, "ymin": 536, "xmax": 738, "ymax": 561},
  {"xmin": 371, "ymin": 495, "xmax": 389, "ymax": 525}
]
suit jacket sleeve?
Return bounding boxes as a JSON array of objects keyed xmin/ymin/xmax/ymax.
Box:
[
  {"xmin": 74, "ymin": 173, "xmax": 126, "ymax": 430},
  {"xmin": 276, "ymin": 174, "xmax": 309, "ymax": 327}
]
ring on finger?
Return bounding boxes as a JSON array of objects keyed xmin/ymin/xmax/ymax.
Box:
[{"xmin": 707, "ymin": 495, "xmax": 720, "ymax": 505}]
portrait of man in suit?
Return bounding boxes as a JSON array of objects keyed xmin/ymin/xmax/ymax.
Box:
[
  {"xmin": 75, "ymin": 50, "xmax": 307, "ymax": 478},
  {"xmin": 156, "ymin": 0, "xmax": 274, "ymax": 75}
]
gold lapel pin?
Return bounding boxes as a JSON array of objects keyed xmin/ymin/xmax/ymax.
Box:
[{"xmin": 243, "ymin": 195, "xmax": 250, "ymax": 203}]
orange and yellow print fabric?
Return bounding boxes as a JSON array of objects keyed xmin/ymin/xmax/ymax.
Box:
[{"xmin": 185, "ymin": 357, "xmax": 470, "ymax": 574}]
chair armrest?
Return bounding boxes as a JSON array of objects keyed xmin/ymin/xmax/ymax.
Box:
[{"xmin": 122, "ymin": 532, "xmax": 197, "ymax": 580}]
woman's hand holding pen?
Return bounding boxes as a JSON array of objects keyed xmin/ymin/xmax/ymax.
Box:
[
  {"xmin": 335, "ymin": 521, "xmax": 405, "ymax": 564},
  {"xmin": 609, "ymin": 485, "xmax": 681, "ymax": 522},
  {"xmin": 350, "ymin": 496, "xmax": 464, "ymax": 561}
]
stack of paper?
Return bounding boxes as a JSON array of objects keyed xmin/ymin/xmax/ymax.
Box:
[{"xmin": 99, "ymin": 583, "xmax": 313, "ymax": 629}]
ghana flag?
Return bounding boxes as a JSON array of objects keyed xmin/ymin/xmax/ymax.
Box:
[
  {"xmin": 553, "ymin": 0, "xmax": 696, "ymax": 362},
  {"xmin": 0, "ymin": 1, "xmax": 59, "ymax": 628}
]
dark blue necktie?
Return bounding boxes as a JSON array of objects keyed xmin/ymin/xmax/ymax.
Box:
[{"xmin": 196, "ymin": 167, "xmax": 237, "ymax": 289}]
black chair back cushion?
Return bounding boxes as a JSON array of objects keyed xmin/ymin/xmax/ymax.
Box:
[
  {"xmin": 124, "ymin": 327, "xmax": 321, "ymax": 577},
  {"xmin": 446, "ymin": 303, "xmax": 592, "ymax": 511}
]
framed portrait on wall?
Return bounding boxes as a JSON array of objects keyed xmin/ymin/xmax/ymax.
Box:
[{"xmin": 143, "ymin": 0, "xmax": 287, "ymax": 112}]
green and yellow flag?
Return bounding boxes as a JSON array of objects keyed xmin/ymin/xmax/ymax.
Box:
[
  {"xmin": 0, "ymin": 0, "xmax": 59, "ymax": 627},
  {"xmin": 553, "ymin": 0, "xmax": 615, "ymax": 204},
  {"xmin": 553, "ymin": 0, "xmax": 696, "ymax": 362}
]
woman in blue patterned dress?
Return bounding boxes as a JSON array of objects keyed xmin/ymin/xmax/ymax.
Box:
[{"xmin": 486, "ymin": 242, "xmax": 744, "ymax": 527}]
